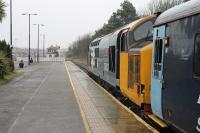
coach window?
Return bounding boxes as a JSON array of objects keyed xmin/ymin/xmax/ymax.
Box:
[
  {"xmin": 109, "ymin": 46, "xmax": 115, "ymax": 73},
  {"xmin": 194, "ymin": 34, "xmax": 200, "ymax": 77},
  {"xmin": 95, "ymin": 48, "xmax": 99, "ymax": 57}
]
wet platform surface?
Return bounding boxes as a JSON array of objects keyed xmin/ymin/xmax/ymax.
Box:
[
  {"xmin": 66, "ymin": 61, "xmax": 156, "ymax": 133},
  {"xmin": 0, "ymin": 62, "xmax": 85, "ymax": 133}
]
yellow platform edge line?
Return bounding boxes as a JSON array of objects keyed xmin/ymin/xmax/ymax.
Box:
[
  {"xmin": 64, "ymin": 61, "xmax": 92, "ymax": 133},
  {"xmin": 72, "ymin": 62, "xmax": 159, "ymax": 133},
  {"xmin": 148, "ymin": 114, "xmax": 168, "ymax": 128}
]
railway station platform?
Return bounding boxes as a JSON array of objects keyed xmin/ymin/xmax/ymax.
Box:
[
  {"xmin": 4, "ymin": 62, "xmax": 86, "ymax": 133},
  {"xmin": 0, "ymin": 62, "xmax": 157, "ymax": 133},
  {"xmin": 65, "ymin": 61, "xmax": 157, "ymax": 133}
]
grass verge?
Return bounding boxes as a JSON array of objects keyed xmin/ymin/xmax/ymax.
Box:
[{"xmin": 0, "ymin": 71, "xmax": 22, "ymax": 85}]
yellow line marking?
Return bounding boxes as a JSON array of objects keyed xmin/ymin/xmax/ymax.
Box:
[
  {"xmin": 73, "ymin": 62, "xmax": 159, "ymax": 133},
  {"xmin": 64, "ymin": 62, "xmax": 91, "ymax": 133},
  {"xmin": 148, "ymin": 114, "xmax": 167, "ymax": 128}
]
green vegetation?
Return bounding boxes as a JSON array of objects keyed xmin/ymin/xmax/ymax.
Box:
[
  {"xmin": 93, "ymin": 0, "xmax": 137, "ymax": 39},
  {"xmin": 0, "ymin": 1, "xmax": 14, "ymax": 79},
  {"xmin": 0, "ymin": 71, "xmax": 22, "ymax": 85},
  {"xmin": 67, "ymin": 0, "xmax": 137, "ymax": 59},
  {"xmin": 66, "ymin": 34, "xmax": 92, "ymax": 58},
  {"xmin": 0, "ymin": 0, "xmax": 5, "ymax": 22},
  {"xmin": 0, "ymin": 41, "xmax": 14, "ymax": 79}
]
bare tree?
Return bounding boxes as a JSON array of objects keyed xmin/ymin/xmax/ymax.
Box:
[
  {"xmin": 139, "ymin": 0, "xmax": 184, "ymax": 16},
  {"xmin": 66, "ymin": 33, "xmax": 92, "ymax": 59}
]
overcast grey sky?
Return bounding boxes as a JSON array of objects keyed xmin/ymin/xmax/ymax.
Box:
[{"xmin": 0, "ymin": 0, "xmax": 151, "ymax": 49}]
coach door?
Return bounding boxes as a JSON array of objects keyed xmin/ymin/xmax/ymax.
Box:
[{"xmin": 151, "ymin": 26, "xmax": 166, "ymax": 119}]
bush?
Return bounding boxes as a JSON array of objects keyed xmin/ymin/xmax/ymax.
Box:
[{"xmin": 0, "ymin": 51, "xmax": 13, "ymax": 79}]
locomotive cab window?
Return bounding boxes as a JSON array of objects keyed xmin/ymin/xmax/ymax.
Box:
[
  {"xmin": 154, "ymin": 39, "xmax": 163, "ymax": 70},
  {"xmin": 154, "ymin": 39, "xmax": 163, "ymax": 64},
  {"xmin": 128, "ymin": 20, "xmax": 153, "ymax": 47},
  {"xmin": 194, "ymin": 34, "xmax": 200, "ymax": 77},
  {"xmin": 134, "ymin": 21, "xmax": 153, "ymax": 41},
  {"xmin": 153, "ymin": 38, "xmax": 164, "ymax": 77}
]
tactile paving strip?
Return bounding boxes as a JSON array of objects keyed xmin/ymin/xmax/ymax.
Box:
[{"xmin": 68, "ymin": 63, "xmax": 115, "ymax": 133}]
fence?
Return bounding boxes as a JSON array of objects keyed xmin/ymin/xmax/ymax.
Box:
[{"xmin": 17, "ymin": 57, "xmax": 65, "ymax": 62}]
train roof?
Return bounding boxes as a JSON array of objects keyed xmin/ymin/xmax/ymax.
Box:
[
  {"xmin": 91, "ymin": 37, "xmax": 103, "ymax": 43},
  {"xmin": 154, "ymin": 0, "xmax": 200, "ymax": 26},
  {"xmin": 90, "ymin": 15, "xmax": 155, "ymax": 47},
  {"xmin": 128, "ymin": 16, "xmax": 155, "ymax": 31}
]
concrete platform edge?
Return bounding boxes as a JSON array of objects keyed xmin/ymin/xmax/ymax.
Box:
[
  {"xmin": 64, "ymin": 62, "xmax": 91, "ymax": 133},
  {"xmin": 67, "ymin": 61, "xmax": 159, "ymax": 133}
]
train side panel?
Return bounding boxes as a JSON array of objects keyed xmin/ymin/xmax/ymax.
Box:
[
  {"xmin": 119, "ymin": 43, "xmax": 152, "ymax": 107},
  {"xmin": 140, "ymin": 44, "xmax": 152, "ymax": 106},
  {"xmin": 162, "ymin": 14, "xmax": 200, "ymax": 132},
  {"xmin": 120, "ymin": 52, "xmax": 128, "ymax": 96}
]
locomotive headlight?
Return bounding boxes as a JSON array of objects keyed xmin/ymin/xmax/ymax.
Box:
[
  {"xmin": 141, "ymin": 84, "xmax": 145, "ymax": 94},
  {"xmin": 164, "ymin": 37, "xmax": 169, "ymax": 46}
]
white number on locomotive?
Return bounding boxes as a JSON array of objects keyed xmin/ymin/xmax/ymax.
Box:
[
  {"xmin": 197, "ymin": 117, "xmax": 200, "ymax": 132},
  {"xmin": 197, "ymin": 95, "xmax": 200, "ymax": 132}
]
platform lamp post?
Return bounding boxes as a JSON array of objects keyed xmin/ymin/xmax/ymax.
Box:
[
  {"xmin": 41, "ymin": 34, "xmax": 46, "ymax": 57},
  {"xmin": 9, "ymin": 0, "xmax": 15, "ymax": 66},
  {"xmin": 33, "ymin": 24, "xmax": 44, "ymax": 63},
  {"xmin": 10, "ymin": 0, "xmax": 13, "ymax": 48},
  {"xmin": 22, "ymin": 13, "xmax": 37, "ymax": 65}
]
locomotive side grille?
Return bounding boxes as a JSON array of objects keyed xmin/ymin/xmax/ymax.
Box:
[
  {"xmin": 134, "ymin": 55, "xmax": 140, "ymax": 83},
  {"xmin": 128, "ymin": 54, "xmax": 140, "ymax": 88},
  {"xmin": 129, "ymin": 55, "xmax": 134, "ymax": 88}
]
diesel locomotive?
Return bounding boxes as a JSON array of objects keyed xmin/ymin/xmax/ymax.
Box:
[
  {"xmin": 87, "ymin": 0, "xmax": 200, "ymax": 132},
  {"xmin": 89, "ymin": 15, "xmax": 155, "ymax": 110}
]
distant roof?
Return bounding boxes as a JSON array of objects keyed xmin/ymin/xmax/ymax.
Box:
[
  {"xmin": 154, "ymin": 0, "xmax": 200, "ymax": 26},
  {"xmin": 47, "ymin": 45, "xmax": 60, "ymax": 50}
]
